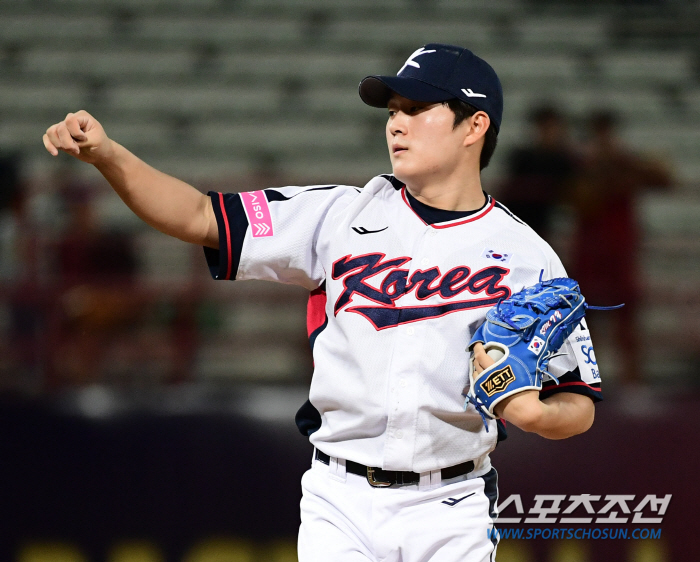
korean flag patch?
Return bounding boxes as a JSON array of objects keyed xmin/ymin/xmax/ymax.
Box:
[
  {"xmin": 482, "ymin": 249, "xmax": 512, "ymax": 263},
  {"xmin": 528, "ymin": 336, "xmax": 545, "ymax": 355}
]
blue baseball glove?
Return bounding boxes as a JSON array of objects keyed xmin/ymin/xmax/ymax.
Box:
[{"xmin": 464, "ymin": 276, "xmax": 591, "ymax": 430}]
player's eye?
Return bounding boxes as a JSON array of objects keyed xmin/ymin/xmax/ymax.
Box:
[{"xmin": 388, "ymin": 110, "xmax": 396, "ymax": 117}]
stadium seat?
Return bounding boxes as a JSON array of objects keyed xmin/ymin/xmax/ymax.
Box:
[
  {"xmin": 107, "ymin": 541, "xmax": 164, "ymax": 562},
  {"xmin": 549, "ymin": 540, "xmax": 590, "ymax": 562},
  {"xmin": 108, "ymin": 84, "xmax": 278, "ymax": 113},
  {"xmin": 485, "ymin": 53, "xmax": 579, "ymax": 83},
  {"xmin": 129, "ymin": 16, "xmax": 304, "ymax": 46},
  {"xmin": 182, "ymin": 538, "xmax": 256, "ymax": 562},
  {"xmin": 518, "ymin": 16, "xmax": 608, "ymax": 48},
  {"xmin": 327, "ymin": 20, "xmax": 491, "ymax": 50},
  {"xmin": 0, "ymin": 14, "xmax": 111, "ymax": 43},
  {"xmin": 263, "ymin": 540, "xmax": 298, "ymax": 562},
  {"xmin": 628, "ymin": 535, "xmax": 668, "ymax": 561},
  {"xmin": 218, "ymin": 52, "xmax": 390, "ymax": 85},
  {"xmin": 18, "ymin": 543, "xmax": 87, "ymax": 562},
  {"xmin": 600, "ymin": 51, "xmax": 695, "ymax": 83},
  {"xmin": 25, "ymin": 49, "xmax": 198, "ymax": 80},
  {"xmin": 0, "ymin": 84, "xmax": 87, "ymax": 112},
  {"xmin": 489, "ymin": 539, "xmax": 533, "ymax": 562}
]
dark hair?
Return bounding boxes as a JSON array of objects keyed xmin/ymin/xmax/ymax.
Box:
[{"xmin": 444, "ymin": 98, "xmax": 498, "ymax": 171}]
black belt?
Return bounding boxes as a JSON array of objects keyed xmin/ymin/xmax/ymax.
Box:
[{"xmin": 315, "ymin": 449, "xmax": 475, "ymax": 488}]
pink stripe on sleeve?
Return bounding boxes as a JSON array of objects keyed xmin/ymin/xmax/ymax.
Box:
[
  {"xmin": 218, "ymin": 192, "xmax": 233, "ymax": 280},
  {"xmin": 240, "ymin": 190, "xmax": 274, "ymax": 238}
]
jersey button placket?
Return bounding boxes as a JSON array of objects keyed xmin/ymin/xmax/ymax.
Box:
[
  {"xmin": 384, "ymin": 359, "xmax": 413, "ymax": 460},
  {"xmin": 382, "ymin": 228, "xmax": 434, "ymax": 468},
  {"xmin": 383, "ymin": 305, "xmax": 421, "ymax": 464}
]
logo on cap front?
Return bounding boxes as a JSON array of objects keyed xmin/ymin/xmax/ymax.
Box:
[
  {"xmin": 397, "ymin": 47, "xmax": 437, "ymax": 75},
  {"xmin": 462, "ymin": 88, "xmax": 486, "ymax": 98}
]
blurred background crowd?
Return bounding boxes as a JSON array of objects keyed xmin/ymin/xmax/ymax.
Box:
[{"xmin": 0, "ymin": 0, "xmax": 699, "ymax": 561}]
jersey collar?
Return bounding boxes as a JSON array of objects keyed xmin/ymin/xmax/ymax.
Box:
[{"xmin": 400, "ymin": 186, "xmax": 495, "ymax": 229}]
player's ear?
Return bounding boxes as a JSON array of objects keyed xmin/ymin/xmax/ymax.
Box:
[{"xmin": 462, "ymin": 111, "xmax": 490, "ymax": 148}]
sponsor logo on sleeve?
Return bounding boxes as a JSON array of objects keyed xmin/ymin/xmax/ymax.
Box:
[
  {"xmin": 480, "ymin": 365, "xmax": 516, "ymax": 397},
  {"xmin": 572, "ymin": 327, "xmax": 600, "ymax": 380},
  {"xmin": 580, "ymin": 344, "xmax": 600, "ymax": 379},
  {"xmin": 240, "ymin": 191, "xmax": 274, "ymax": 238}
]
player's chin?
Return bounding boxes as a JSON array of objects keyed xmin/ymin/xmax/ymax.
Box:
[{"xmin": 390, "ymin": 161, "xmax": 416, "ymax": 185}]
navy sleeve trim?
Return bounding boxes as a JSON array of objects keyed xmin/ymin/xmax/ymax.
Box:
[
  {"xmin": 264, "ymin": 185, "xmax": 339, "ymax": 202},
  {"xmin": 540, "ymin": 368, "xmax": 603, "ymax": 403},
  {"xmin": 204, "ymin": 192, "xmax": 248, "ymax": 281},
  {"xmin": 540, "ymin": 384, "xmax": 603, "ymax": 403}
]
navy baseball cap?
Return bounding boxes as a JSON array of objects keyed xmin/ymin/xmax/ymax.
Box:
[{"xmin": 359, "ymin": 43, "xmax": 503, "ymax": 133}]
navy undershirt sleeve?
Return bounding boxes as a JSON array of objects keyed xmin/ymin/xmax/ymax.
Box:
[{"xmin": 540, "ymin": 368, "xmax": 603, "ymax": 403}]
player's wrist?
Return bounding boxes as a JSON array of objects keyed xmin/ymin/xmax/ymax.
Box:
[
  {"xmin": 497, "ymin": 390, "xmax": 544, "ymax": 432},
  {"xmin": 90, "ymin": 138, "xmax": 119, "ymax": 167}
]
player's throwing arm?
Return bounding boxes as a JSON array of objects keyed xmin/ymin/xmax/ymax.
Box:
[{"xmin": 43, "ymin": 111, "xmax": 218, "ymax": 248}]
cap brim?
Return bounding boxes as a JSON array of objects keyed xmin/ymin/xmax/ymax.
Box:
[{"xmin": 359, "ymin": 76, "xmax": 455, "ymax": 108}]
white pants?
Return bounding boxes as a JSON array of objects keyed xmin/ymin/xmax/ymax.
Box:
[{"xmin": 298, "ymin": 454, "xmax": 499, "ymax": 562}]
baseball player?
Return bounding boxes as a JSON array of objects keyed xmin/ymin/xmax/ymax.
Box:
[{"xmin": 43, "ymin": 43, "xmax": 602, "ymax": 562}]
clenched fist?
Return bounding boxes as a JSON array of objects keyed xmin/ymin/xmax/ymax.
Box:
[{"xmin": 43, "ymin": 110, "xmax": 113, "ymax": 164}]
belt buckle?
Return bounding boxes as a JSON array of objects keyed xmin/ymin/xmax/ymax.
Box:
[{"xmin": 367, "ymin": 467, "xmax": 392, "ymax": 488}]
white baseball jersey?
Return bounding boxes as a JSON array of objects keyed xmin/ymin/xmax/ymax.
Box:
[{"xmin": 204, "ymin": 174, "xmax": 602, "ymax": 474}]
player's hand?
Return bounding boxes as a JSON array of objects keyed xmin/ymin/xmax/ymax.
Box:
[
  {"xmin": 43, "ymin": 110, "xmax": 113, "ymax": 165},
  {"xmin": 471, "ymin": 343, "xmax": 539, "ymax": 423},
  {"xmin": 472, "ymin": 342, "xmax": 495, "ymax": 374}
]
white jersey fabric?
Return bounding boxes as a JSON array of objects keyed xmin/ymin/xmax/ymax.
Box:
[
  {"xmin": 299, "ymin": 458, "xmax": 499, "ymax": 562},
  {"xmin": 204, "ymin": 174, "xmax": 602, "ymax": 474}
]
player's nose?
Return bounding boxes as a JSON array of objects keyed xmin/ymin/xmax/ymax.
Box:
[{"xmin": 389, "ymin": 112, "xmax": 408, "ymax": 136}]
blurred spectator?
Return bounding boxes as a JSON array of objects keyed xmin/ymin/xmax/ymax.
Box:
[
  {"xmin": 43, "ymin": 169, "xmax": 201, "ymax": 388},
  {"xmin": 0, "ymin": 150, "xmax": 34, "ymax": 390},
  {"xmin": 569, "ymin": 110, "xmax": 673, "ymax": 386},
  {"xmin": 0, "ymin": 149, "xmax": 23, "ymax": 280},
  {"xmin": 46, "ymin": 170, "xmax": 142, "ymax": 386},
  {"xmin": 498, "ymin": 105, "xmax": 578, "ymax": 240},
  {"xmin": 53, "ymin": 177, "xmax": 137, "ymax": 286}
]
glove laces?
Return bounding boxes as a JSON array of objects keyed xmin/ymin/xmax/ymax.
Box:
[{"xmin": 466, "ymin": 393, "xmax": 491, "ymax": 432}]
